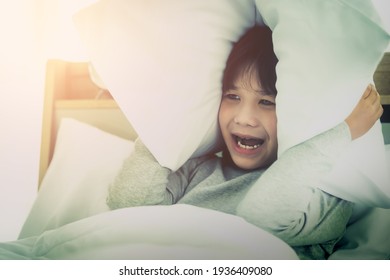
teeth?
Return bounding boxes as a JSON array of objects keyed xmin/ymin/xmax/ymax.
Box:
[{"xmin": 237, "ymin": 139, "xmax": 260, "ymax": 150}]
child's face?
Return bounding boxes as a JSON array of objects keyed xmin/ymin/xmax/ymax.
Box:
[{"xmin": 219, "ymin": 69, "xmax": 278, "ymax": 170}]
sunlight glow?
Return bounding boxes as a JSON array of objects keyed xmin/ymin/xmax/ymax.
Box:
[{"xmin": 34, "ymin": 0, "xmax": 99, "ymax": 61}]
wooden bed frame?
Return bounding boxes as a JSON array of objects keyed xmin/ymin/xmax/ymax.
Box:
[
  {"xmin": 38, "ymin": 54, "xmax": 390, "ymax": 187},
  {"xmin": 38, "ymin": 59, "xmax": 138, "ymax": 186},
  {"xmin": 374, "ymin": 52, "xmax": 390, "ymax": 105}
]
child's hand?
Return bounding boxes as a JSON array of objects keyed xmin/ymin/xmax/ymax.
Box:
[{"xmin": 345, "ymin": 84, "xmax": 383, "ymax": 140}]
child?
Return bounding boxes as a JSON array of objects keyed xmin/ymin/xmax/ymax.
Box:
[{"xmin": 107, "ymin": 25, "xmax": 383, "ymax": 259}]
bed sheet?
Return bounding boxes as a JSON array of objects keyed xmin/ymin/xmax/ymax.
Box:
[{"xmin": 329, "ymin": 206, "xmax": 390, "ymax": 260}]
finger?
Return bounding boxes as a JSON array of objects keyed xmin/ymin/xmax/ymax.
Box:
[
  {"xmin": 366, "ymin": 85, "xmax": 380, "ymax": 105},
  {"xmin": 379, "ymin": 105, "xmax": 384, "ymax": 118},
  {"xmin": 375, "ymin": 97, "xmax": 383, "ymax": 112},
  {"xmin": 362, "ymin": 84, "xmax": 373, "ymax": 99},
  {"xmin": 370, "ymin": 85, "xmax": 379, "ymax": 97},
  {"xmin": 370, "ymin": 87, "xmax": 381, "ymax": 105},
  {"xmin": 374, "ymin": 104, "xmax": 384, "ymax": 121}
]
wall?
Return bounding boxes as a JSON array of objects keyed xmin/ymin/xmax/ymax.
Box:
[
  {"xmin": 0, "ymin": 1, "xmax": 44, "ymax": 241},
  {"xmin": 0, "ymin": 0, "xmax": 96, "ymax": 242}
]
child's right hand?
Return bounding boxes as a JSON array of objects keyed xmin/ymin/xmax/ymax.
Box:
[{"xmin": 345, "ymin": 84, "xmax": 383, "ymax": 140}]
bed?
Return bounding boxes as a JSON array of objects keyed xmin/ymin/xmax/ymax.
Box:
[
  {"xmin": 1, "ymin": 0, "xmax": 390, "ymax": 260},
  {"xmin": 0, "ymin": 53, "xmax": 389, "ymax": 260}
]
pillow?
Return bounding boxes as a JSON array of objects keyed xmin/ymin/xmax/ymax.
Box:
[
  {"xmin": 73, "ymin": 0, "xmax": 257, "ymax": 171},
  {"xmin": 255, "ymin": 0, "xmax": 390, "ymax": 207},
  {"xmin": 18, "ymin": 118, "xmax": 134, "ymax": 238}
]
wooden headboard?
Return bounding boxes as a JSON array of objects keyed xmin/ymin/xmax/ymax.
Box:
[
  {"xmin": 38, "ymin": 59, "xmax": 138, "ymax": 186},
  {"xmin": 374, "ymin": 52, "xmax": 390, "ymax": 106}
]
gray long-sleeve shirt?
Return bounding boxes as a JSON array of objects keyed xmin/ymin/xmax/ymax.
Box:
[{"xmin": 107, "ymin": 122, "xmax": 354, "ymax": 259}]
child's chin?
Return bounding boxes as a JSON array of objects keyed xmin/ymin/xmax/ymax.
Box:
[{"xmin": 232, "ymin": 157, "xmax": 261, "ymax": 170}]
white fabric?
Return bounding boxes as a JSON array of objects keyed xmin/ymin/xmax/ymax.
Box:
[
  {"xmin": 19, "ymin": 118, "xmax": 134, "ymax": 238},
  {"xmin": 329, "ymin": 145, "xmax": 390, "ymax": 259},
  {"xmin": 73, "ymin": 0, "xmax": 257, "ymax": 171},
  {"xmin": 3, "ymin": 205, "xmax": 298, "ymax": 260},
  {"xmin": 255, "ymin": 0, "xmax": 390, "ymax": 207},
  {"xmin": 329, "ymin": 206, "xmax": 390, "ymax": 260}
]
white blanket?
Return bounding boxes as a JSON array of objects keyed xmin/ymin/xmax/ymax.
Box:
[{"xmin": 0, "ymin": 205, "xmax": 298, "ymax": 260}]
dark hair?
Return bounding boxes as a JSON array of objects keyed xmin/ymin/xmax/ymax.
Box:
[{"xmin": 222, "ymin": 25, "xmax": 278, "ymax": 96}]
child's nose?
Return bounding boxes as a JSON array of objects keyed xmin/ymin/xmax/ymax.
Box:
[{"xmin": 233, "ymin": 106, "xmax": 259, "ymax": 127}]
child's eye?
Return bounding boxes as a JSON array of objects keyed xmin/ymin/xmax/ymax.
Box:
[
  {"xmin": 259, "ymin": 99, "xmax": 275, "ymax": 106},
  {"xmin": 224, "ymin": 93, "xmax": 240, "ymax": 101}
]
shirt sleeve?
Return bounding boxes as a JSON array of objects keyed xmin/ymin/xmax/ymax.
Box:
[
  {"xmin": 236, "ymin": 122, "xmax": 354, "ymax": 247},
  {"xmin": 106, "ymin": 138, "xmax": 204, "ymax": 209}
]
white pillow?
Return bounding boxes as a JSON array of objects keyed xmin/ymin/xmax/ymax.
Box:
[
  {"xmin": 18, "ymin": 118, "xmax": 134, "ymax": 238},
  {"xmin": 73, "ymin": 0, "xmax": 257, "ymax": 171},
  {"xmin": 256, "ymin": 0, "xmax": 390, "ymax": 207}
]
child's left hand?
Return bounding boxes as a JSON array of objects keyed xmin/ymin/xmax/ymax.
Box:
[{"xmin": 345, "ymin": 84, "xmax": 383, "ymax": 140}]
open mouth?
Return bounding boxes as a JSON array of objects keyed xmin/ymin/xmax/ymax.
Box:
[{"xmin": 233, "ymin": 135, "xmax": 264, "ymax": 150}]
